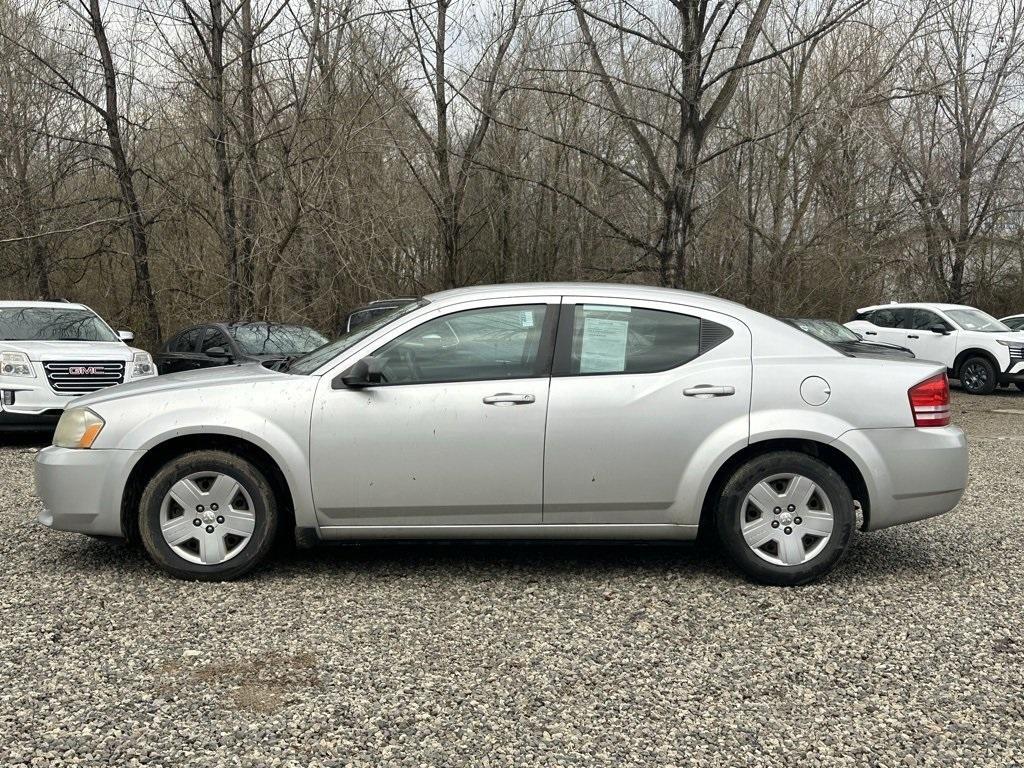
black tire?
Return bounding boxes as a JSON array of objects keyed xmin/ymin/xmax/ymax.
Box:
[
  {"xmin": 1014, "ymin": 382, "xmax": 1024, "ymax": 393},
  {"xmin": 138, "ymin": 450, "xmax": 278, "ymax": 581},
  {"xmin": 716, "ymin": 451, "xmax": 855, "ymax": 586},
  {"xmin": 958, "ymin": 355, "xmax": 997, "ymax": 395}
]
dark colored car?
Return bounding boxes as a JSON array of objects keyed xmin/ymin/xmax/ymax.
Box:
[
  {"xmin": 155, "ymin": 322, "xmax": 328, "ymax": 375},
  {"xmin": 343, "ymin": 298, "xmax": 419, "ymax": 334},
  {"xmin": 783, "ymin": 318, "xmax": 915, "ymax": 359}
]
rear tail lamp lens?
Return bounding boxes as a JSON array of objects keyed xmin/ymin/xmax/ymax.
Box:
[{"xmin": 908, "ymin": 373, "xmax": 950, "ymax": 427}]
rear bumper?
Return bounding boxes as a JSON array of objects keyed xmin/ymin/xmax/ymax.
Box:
[
  {"xmin": 831, "ymin": 426, "xmax": 968, "ymax": 531},
  {"xmin": 35, "ymin": 446, "xmax": 144, "ymax": 537}
]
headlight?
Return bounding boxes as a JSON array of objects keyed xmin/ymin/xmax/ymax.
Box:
[
  {"xmin": 1, "ymin": 352, "xmax": 35, "ymax": 378},
  {"xmin": 998, "ymin": 340, "xmax": 1024, "ymax": 348},
  {"xmin": 131, "ymin": 352, "xmax": 155, "ymax": 378},
  {"xmin": 54, "ymin": 408, "xmax": 105, "ymax": 449}
]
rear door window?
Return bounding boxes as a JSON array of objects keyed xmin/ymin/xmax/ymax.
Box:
[{"xmin": 555, "ymin": 305, "xmax": 718, "ymax": 376}]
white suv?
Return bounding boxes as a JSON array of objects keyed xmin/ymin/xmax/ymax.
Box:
[
  {"xmin": 0, "ymin": 301, "xmax": 157, "ymax": 430},
  {"xmin": 846, "ymin": 302, "xmax": 1024, "ymax": 394}
]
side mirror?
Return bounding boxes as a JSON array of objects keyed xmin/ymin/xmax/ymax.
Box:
[
  {"xmin": 929, "ymin": 325, "xmax": 949, "ymax": 335},
  {"xmin": 117, "ymin": 330, "xmax": 135, "ymax": 342},
  {"xmin": 205, "ymin": 345, "xmax": 232, "ymax": 360},
  {"xmin": 335, "ymin": 356, "xmax": 384, "ymax": 389}
]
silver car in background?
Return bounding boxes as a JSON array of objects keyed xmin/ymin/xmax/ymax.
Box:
[{"xmin": 35, "ymin": 284, "xmax": 968, "ymax": 585}]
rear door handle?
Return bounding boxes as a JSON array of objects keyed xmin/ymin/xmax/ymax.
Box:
[
  {"xmin": 864, "ymin": 331, "xmax": 877, "ymax": 336},
  {"xmin": 684, "ymin": 385, "xmax": 736, "ymax": 398},
  {"xmin": 907, "ymin": 334, "xmax": 919, "ymax": 339},
  {"xmin": 483, "ymin": 393, "xmax": 536, "ymax": 406}
]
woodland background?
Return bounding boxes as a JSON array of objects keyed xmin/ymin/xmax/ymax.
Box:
[{"xmin": 3, "ymin": 0, "xmax": 1024, "ymax": 347}]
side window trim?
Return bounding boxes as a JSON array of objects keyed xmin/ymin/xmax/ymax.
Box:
[{"xmin": 361, "ymin": 302, "xmax": 560, "ymax": 386}]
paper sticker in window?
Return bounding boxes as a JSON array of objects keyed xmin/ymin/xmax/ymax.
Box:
[{"xmin": 579, "ymin": 317, "xmax": 629, "ymax": 373}]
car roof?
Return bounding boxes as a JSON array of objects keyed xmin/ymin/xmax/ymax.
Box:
[
  {"xmin": 0, "ymin": 300, "xmax": 87, "ymax": 310},
  {"xmin": 855, "ymin": 302, "xmax": 975, "ymax": 313},
  {"xmin": 425, "ymin": 282, "xmax": 747, "ymax": 313}
]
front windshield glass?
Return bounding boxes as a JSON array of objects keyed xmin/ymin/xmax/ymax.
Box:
[
  {"xmin": 229, "ymin": 324, "xmax": 328, "ymax": 356},
  {"xmin": 789, "ymin": 319, "xmax": 860, "ymax": 344},
  {"xmin": 0, "ymin": 307, "xmax": 118, "ymax": 342},
  {"xmin": 944, "ymin": 308, "xmax": 1009, "ymax": 333},
  {"xmin": 287, "ymin": 300, "xmax": 427, "ymax": 375}
]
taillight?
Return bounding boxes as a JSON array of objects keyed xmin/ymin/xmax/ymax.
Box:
[{"xmin": 908, "ymin": 373, "xmax": 950, "ymax": 427}]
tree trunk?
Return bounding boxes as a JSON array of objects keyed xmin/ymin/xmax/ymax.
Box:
[
  {"xmin": 88, "ymin": 0, "xmax": 160, "ymax": 344},
  {"xmin": 239, "ymin": 0, "xmax": 258, "ymax": 317},
  {"xmin": 210, "ymin": 0, "xmax": 240, "ymax": 318}
]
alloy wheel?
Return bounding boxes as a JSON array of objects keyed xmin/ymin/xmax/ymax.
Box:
[
  {"xmin": 159, "ymin": 471, "xmax": 256, "ymax": 565},
  {"xmin": 740, "ymin": 473, "xmax": 834, "ymax": 567},
  {"xmin": 961, "ymin": 362, "xmax": 989, "ymax": 392}
]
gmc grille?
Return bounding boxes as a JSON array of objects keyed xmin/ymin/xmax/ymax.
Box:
[
  {"xmin": 1010, "ymin": 346, "xmax": 1024, "ymax": 361},
  {"xmin": 44, "ymin": 361, "xmax": 125, "ymax": 394}
]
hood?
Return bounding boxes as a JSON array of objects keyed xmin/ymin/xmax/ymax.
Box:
[
  {"xmin": 71, "ymin": 361, "xmax": 293, "ymax": 408},
  {"xmin": 1, "ymin": 339, "xmax": 135, "ymax": 361}
]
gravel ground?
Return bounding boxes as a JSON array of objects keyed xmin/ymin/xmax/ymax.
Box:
[{"xmin": 1, "ymin": 392, "xmax": 1022, "ymax": 767}]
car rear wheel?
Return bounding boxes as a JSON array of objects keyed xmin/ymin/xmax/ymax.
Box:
[
  {"xmin": 716, "ymin": 451, "xmax": 855, "ymax": 586},
  {"xmin": 959, "ymin": 356, "xmax": 997, "ymax": 395},
  {"xmin": 138, "ymin": 450, "xmax": 278, "ymax": 581}
]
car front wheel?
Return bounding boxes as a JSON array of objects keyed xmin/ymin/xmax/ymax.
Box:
[
  {"xmin": 138, "ymin": 450, "xmax": 278, "ymax": 581},
  {"xmin": 716, "ymin": 451, "xmax": 855, "ymax": 586}
]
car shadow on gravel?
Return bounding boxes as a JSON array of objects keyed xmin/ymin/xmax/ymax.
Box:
[
  {"xmin": 57, "ymin": 524, "xmax": 945, "ymax": 586},
  {"xmin": 256, "ymin": 528, "xmax": 945, "ymax": 586}
]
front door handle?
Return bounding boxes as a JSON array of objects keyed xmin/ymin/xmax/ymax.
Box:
[
  {"xmin": 907, "ymin": 334, "xmax": 919, "ymax": 339},
  {"xmin": 483, "ymin": 393, "xmax": 536, "ymax": 406},
  {"xmin": 864, "ymin": 331, "xmax": 877, "ymax": 336},
  {"xmin": 684, "ymin": 385, "xmax": 736, "ymax": 398}
]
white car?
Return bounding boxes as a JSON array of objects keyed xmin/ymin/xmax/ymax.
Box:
[
  {"xmin": 1000, "ymin": 314, "xmax": 1024, "ymax": 331},
  {"xmin": 0, "ymin": 301, "xmax": 157, "ymax": 430},
  {"xmin": 846, "ymin": 302, "xmax": 1024, "ymax": 394}
]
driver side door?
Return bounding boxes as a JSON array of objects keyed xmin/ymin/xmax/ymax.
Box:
[{"xmin": 309, "ymin": 297, "xmax": 559, "ymax": 529}]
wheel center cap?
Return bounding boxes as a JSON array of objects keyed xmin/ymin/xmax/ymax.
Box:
[
  {"xmin": 203, "ymin": 511, "xmax": 216, "ymax": 524},
  {"xmin": 779, "ymin": 512, "xmax": 794, "ymax": 525}
]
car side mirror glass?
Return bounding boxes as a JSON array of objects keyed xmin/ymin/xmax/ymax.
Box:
[
  {"xmin": 117, "ymin": 330, "xmax": 135, "ymax": 342},
  {"xmin": 929, "ymin": 325, "xmax": 949, "ymax": 335},
  {"xmin": 205, "ymin": 345, "xmax": 232, "ymax": 359},
  {"xmin": 336, "ymin": 356, "xmax": 384, "ymax": 389}
]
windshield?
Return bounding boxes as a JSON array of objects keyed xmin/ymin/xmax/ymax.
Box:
[
  {"xmin": 287, "ymin": 300, "xmax": 428, "ymax": 375},
  {"xmin": 945, "ymin": 308, "xmax": 1009, "ymax": 333},
  {"xmin": 229, "ymin": 323, "xmax": 328, "ymax": 356},
  {"xmin": 0, "ymin": 307, "xmax": 118, "ymax": 342},
  {"xmin": 788, "ymin": 318, "xmax": 860, "ymax": 344}
]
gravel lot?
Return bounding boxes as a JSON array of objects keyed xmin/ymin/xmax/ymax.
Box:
[{"xmin": 1, "ymin": 392, "xmax": 1022, "ymax": 767}]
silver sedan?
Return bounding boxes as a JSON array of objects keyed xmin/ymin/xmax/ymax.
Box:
[{"xmin": 35, "ymin": 284, "xmax": 968, "ymax": 584}]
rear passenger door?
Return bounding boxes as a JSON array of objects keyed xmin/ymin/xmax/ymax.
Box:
[
  {"xmin": 903, "ymin": 309, "xmax": 956, "ymax": 364},
  {"xmin": 860, "ymin": 308, "xmax": 912, "ymax": 347},
  {"xmin": 542, "ymin": 297, "xmax": 752, "ymax": 527}
]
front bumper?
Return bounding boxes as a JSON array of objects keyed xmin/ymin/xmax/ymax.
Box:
[
  {"xmin": 0, "ymin": 409, "xmax": 62, "ymax": 430},
  {"xmin": 831, "ymin": 426, "xmax": 968, "ymax": 531},
  {"xmin": 35, "ymin": 446, "xmax": 145, "ymax": 537}
]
